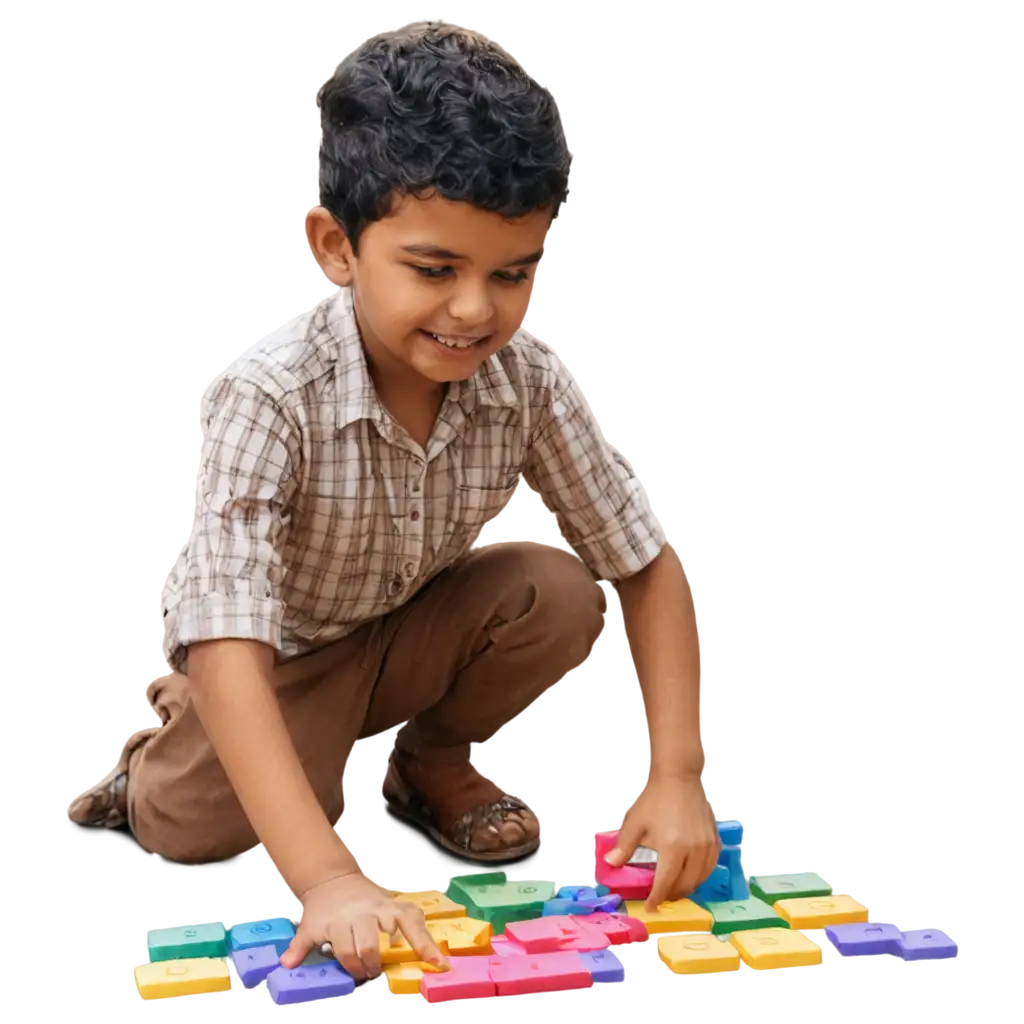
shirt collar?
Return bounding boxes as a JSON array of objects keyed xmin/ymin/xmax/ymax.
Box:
[{"xmin": 325, "ymin": 286, "xmax": 521, "ymax": 430}]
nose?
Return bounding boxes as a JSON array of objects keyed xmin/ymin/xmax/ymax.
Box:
[{"xmin": 446, "ymin": 278, "xmax": 495, "ymax": 328}]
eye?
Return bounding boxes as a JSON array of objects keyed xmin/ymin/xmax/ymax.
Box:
[
  {"xmin": 412, "ymin": 265, "xmax": 453, "ymax": 279},
  {"xmin": 495, "ymin": 270, "xmax": 530, "ymax": 284}
]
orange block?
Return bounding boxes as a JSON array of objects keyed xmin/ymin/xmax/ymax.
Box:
[{"xmin": 774, "ymin": 895, "xmax": 868, "ymax": 929}]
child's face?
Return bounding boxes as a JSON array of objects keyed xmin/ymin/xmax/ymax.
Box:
[{"xmin": 307, "ymin": 192, "xmax": 552, "ymax": 387}]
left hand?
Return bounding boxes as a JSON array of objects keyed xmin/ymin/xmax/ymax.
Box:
[{"xmin": 603, "ymin": 773, "xmax": 721, "ymax": 911}]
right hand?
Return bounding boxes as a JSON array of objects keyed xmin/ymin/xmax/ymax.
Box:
[{"xmin": 279, "ymin": 871, "xmax": 450, "ymax": 980}]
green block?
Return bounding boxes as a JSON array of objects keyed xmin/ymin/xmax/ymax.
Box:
[
  {"xmin": 706, "ymin": 898, "xmax": 788, "ymax": 935},
  {"xmin": 446, "ymin": 872, "xmax": 555, "ymax": 935},
  {"xmin": 748, "ymin": 873, "xmax": 832, "ymax": 906},
  {"xmin": 147, "ymin": 921, "xmax": 227, "ymax": 962}
]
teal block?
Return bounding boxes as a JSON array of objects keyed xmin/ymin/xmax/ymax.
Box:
[
  {"xmin": 229, "ymin": 917, "xmax": 296, "ymax": 955},
  {"xmin": 147, "ymin": 921, "xmax": 227, "ymax": 962},
  {"xmin": 749, "ymin": 873, "xmax": 832, "ymax": 906},
  {"xmin": 446, "ymin": 872, "xmax": 555, "ymax": 934},
  {"xmin": 707, "ymin": 898, "xmax": 788, "ymax": 935}
]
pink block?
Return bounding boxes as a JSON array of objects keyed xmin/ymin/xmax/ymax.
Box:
[
  {"xmin": 419, "ymin": 956, "xmax": 495, "ymax": 1003},
  {"xmin": 505, "ymin": 915, "xmax": 610, "ymax": 953},
  {"xmin": 594, "ymin": 831, "xmax": 655, "ymax": 900},
  {"xmin": 584, "ymin": 912, "xmax": 648, "ymax": 945},
  {"xmin": 490, "ymin": 935, "xmax": 530, "ymax": 956},
  {"xmin": 486, "ymin": 952, "xmax": 593, "ymax": 995}
]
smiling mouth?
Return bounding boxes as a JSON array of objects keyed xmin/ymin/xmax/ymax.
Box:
[{"xmin": 421, "ymin": 330, "xmax": 490, "ymax": 350}]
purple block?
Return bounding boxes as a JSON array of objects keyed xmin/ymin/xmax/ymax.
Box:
[
  {"xmin": 826, "ymin": 923, "xmax": 904, "ymax": 957},
  {"xmin": 544, "ymin": 898, "xmax": 595, "ymax": 916},
  {"xmin": 266, "ymin": 962, "xmax": 355, "ymax": 1003},
  {"xmin": 578, "ymin": 949, "xmax": 624, "ymax": 983},
  {"xmin": 577, "ymin": 894, "xmax": 624, "ymax": 913},
  {"xmin": 231, "ymin": 944, "xmax": 281, "ymax": 987},
  {"xmin": 899, "ymin": 929, "xmax": 957, "ymax": 961}
]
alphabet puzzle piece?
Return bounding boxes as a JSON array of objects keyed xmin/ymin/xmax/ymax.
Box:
[
  {"xmin": 749, "ymin": 872, "xmax": 832, "ymax": 906},
  {"xmin": 419, "ymin": 956, "xmax": 496, "ymax": 1003},
  {"xmin": 545, "ymin": 885, "xmax": 622, "ymax": 916},
  {"xmin": 130, "ymin": 954, "xmax": 232, "ymax": 1003},
  {"xmin": 486, "ymin": 951, "xmax": 593, "ymax": 995},
  {"xmin": 585, "ymin": 912, "xmax": 649, "ymax": 945},
  {"xmin": 505, "ymin": 915, "xmax": 610, "ymax": 953},
  {"xmin": 774, "ymin": 895, "xmax": 868, "ymax": 929},
  {"xmin": 266, "ymin": 962, "xmax": 355, "ymax": 1004},
  {"xmin": 390, "ymin": 889, "xmax": 466, "ymax": 919},
  {"xmin": 624, "ymin": 898, "xmax": 713, "ymax": 933},
  {"xmin": 730, "ymin": 927, "xmax": 822, "ymax": 969},
  {"xmin": 578, "ymin": 948, "xmax": 625, "ymax": 982},
  {"xmin": 658, "ymin": 934, "xmax": 741, "ymax": 974},
  {"xmin": 228, "ymin": 917, "xmax": 295, "ymax": 955},
  {"xmin": 147, "ymin": 922, "xmax": 227, "ymax": 962},
  {"xmin": 898, "ymin": 929, "xmax": 958, "ymax": 961},
  {"xmin": 594, "ymin": 832, "xmax": 655, "ymax": 899},
  {"xmin": 446, "ymin": 872, "xmax": 555, "ymax": 933},
  {"xmin": 231, "ymin": 945, "xmax": 280, "ymax": 988},
  {"xmin": 380, "ymin": 915, "xmax": 492, "ymax": 963},
  {"xmin": 825, "ymin": 922, "xmax": 904, "ymax": 956},
  {"xmin": 707, "ymin": 897, "xmax": 788, "ymax": 935},
  {"xmin": 383, "ymin": 961, "xmax": 446, "ymax": 994},
  {"xmin": 689, "ymin": 864, "xmax": 734, "ymax": 906}
]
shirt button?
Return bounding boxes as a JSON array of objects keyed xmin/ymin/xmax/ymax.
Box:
[
  {"xmin": 409, "ymin": 509, "xmax": 420, "ymax": 521},
  {"xmin": 404, "ymin": 562, "xmax": 416, "ymax": 577},
  {"xmin": 387, "ymin": 575, "xmax": 404, "ymax": 596}
]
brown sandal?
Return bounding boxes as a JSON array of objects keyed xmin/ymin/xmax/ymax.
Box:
[{"xmin": 380, "ymin": 753, "xmax": 544, "ymax": 864}]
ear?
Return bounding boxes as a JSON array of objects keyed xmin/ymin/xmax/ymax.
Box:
[{"xmin": 305, "ymin": 207, "xmax": 355, "ymax": 286}]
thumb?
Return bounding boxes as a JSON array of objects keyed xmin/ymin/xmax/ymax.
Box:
[
  {"xmin": 604, "ymin": 818, "xmax": 644, "ymax": 868},
  {"xmin": 279, "ymin": 928, "xmax": 315, "ymax": 970}
]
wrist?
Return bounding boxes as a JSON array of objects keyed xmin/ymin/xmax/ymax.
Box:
[{"xmin": 649, "ymin": 754, "xmax": 705, "ymax": 783}]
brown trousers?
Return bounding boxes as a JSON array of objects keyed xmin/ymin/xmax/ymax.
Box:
[{"xmin": 121, "ymin": 542, "xmax": 606, "ymax": 864}]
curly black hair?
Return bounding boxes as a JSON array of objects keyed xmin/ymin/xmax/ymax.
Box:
[{"xmin": 316, "ymin": 21, "xmax": 572, "ymax": 253}]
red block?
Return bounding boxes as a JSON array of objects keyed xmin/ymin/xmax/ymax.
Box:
[
  {"xmin": 594, "ymin": 831, "xmax": 655, "ymax": 900},
  {"xmin": 486, "ymin": 952, "xmax": 593, "ymax": 995},
  {"xmin": 419, "ymin": 957, "xmax": 495, "ymax": 1003},
  {"xmin": 584, "ymin": 912, "xmax": 649, "ymax": 945}
]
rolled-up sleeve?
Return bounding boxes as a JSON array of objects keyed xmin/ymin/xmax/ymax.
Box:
[
  {"xmin": 522, "ymin": 364, "xmax": 666, "ymax": 582},
  {"xmin": 165, "ymin": 376, "xmax": 301, "ymax": 668}
]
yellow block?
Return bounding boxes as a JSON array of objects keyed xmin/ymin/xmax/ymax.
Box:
[
  {"xmin": 383, "ymin": 961, "xmax": 444, "ymax": 994},
  {"xmin": 730, "ymin": 928, "xmax": 822, "ymax": 969},
  {"xmin": 431, "ymin": 916, "xmax": 493, "ymax": 956},
  {"xmin": 774, "ymin": 895, "xmax": 868, "ymax": 928},
  {"xmin": 625, "ymin": 899, "xmax": 713, "ymax": 933},
  {"xmin": 380, "ymin": 915, "xmax": 492, "ymax": 963},
  {"xmin": 134, "ymin": 957, "xmax": 230, "ymax": 1000},
  {"xmin": 658, "ymin": 934, "xmax": 741, "ymax": 974},
  {"xmin": 390, "ymin": 890, "xmax": 466, "ymax": 919}
]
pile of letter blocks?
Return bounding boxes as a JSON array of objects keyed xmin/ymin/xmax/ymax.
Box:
[{"xmin": 134, "ymin": 819, "xmax": 957, "ymax": 1002}]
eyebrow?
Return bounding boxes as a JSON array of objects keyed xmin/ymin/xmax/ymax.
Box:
[{"xmin": 400, "ymin": 244, "xmax": 544, "ymax": 267}]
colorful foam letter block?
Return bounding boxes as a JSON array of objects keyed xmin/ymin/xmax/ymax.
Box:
[
  {"xmin": 266, "ymin": 962, "xmax": 355, "ymax": 1003},
  {"xmin": 717, "ymin": 820, "xmax": 743, "ymax": 845},
  {"xmin": 730, "ymin": 927, "xmax": 822, "ymax": 969},
  {"xmin": 147, "ymin": 922, "xmax": 227, "ymax": 962},
  {"xmin": 689, "ymin": 864, "xmax": 735, "ymax": 906},
  {"xmin": 390, "ymin": 889, "xmax": 466, "ymax": 919},
  {"xmin": 381, "ymin": 915, "xmax": 492, "ymax": 963},
  {"xmin": 899, "ymin": 929, "xmax": 958, "ymax": 960},
  {"xmin": 228, "ymin": 917, "xmax": 296, "ymax": 955},
  {"xmin": 774, "ymin": 895, "xmax": 868, "ymax": 928},
  {"xmin": 658, "ymin": 935, "xmax": 741, "ymax": 974},
  {"xmin": 707, "ymin": 897, "xmax": 788, "ymax": 935},
  {"xmin": 749, "ymin": 872, "xmax": 832, "ymax": 906},
  {"xmin": 135, "ymin": 957, "xmax": 231, "ymax": 1000},
  {"xmin": 624, "ymin": 898, "xmax": 713, "ymax": 933},
  {"xmin": 489, "ymin": 935, "xmax": 529, "ymax": 956},
  {"xmin": 231, "ymin": 945, "xmax": 280, "ymax": 988},
  {"xmin": 420, "ymin": 956, "xmax": 496, "ymax": 1003},
  {"xmin": 594, "ymin": 831, "xmax": 655, "ymax": 899},
  {"xmin": 581, "ymin": 912, "xmax": 648, "ymax": 945},
  {"xmin": 558, "ymin": 885, "xmax": 611, "ymax": 900},
  {"xmin": 487, "ymin": 951, "xmax": 593, "ymax": 995},
  {"xmin": 446, "ymin": 872, "xmax": 555, "ymax": 933},
  {"xmin": 544, "ymin": 898, "xmax": 596, "ymax": 916},
  {"xmin": 825, "ymin": 922, "xmax": 903, "ymax": 956},
  {"xmin": 578, "ymin": 949, "xmax": 625, "ymax": 982},
  {"xmin": 384, "ymin": 961, "xmax": 445, "ymax": 994},
  {"xmin": 505, "ymin": 915, "xmax": 609, "ymax": 953}
]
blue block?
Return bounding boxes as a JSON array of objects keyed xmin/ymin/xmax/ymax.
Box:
[
  {"xmin": 578, "ymin": 949, "xmax": 624, "ymax": 983},
  {"xmin": 691, "ymin": 864, "xmax": 733, "ymax": 907},
  {"xmin": 544, "ymin": 899, "xmax": 595, "ymax": 916},
  {"xmin": 229, "ymin": 917, "xmax": 296, "ymax": 955},
  {"xmin": 231, "ymin": 944, "xmax": 280, "ymax": 988},
  {"xmin": 267, "ymin": 962, "xmax": 355, "ymax": 1003},
  {"xmin": 717, "ymin": 845, "xmax": 749, "ymax": 900},
  {"xmin": 557, "ymin": 884, "xmax": 610, "ymax": 900},
  {"xmin": 897, "ymin": 929, "xmax": 958, "ymax": 966},
  {"xmin": 717, "ymin": 820, "xmax": 743, "ymax": 845}
]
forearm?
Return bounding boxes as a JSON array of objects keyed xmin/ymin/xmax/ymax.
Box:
[
  {"xmin": 187, "ymin": 638, "xmax": 359, "ymax": 897},
  {"xmin": 615, "ymin": 543, "xmax": 704, "ymax": 779}
]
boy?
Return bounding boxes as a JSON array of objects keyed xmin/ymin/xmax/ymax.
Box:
[{"xmin": 68, "ymin": 21, "xmax": 719, "ymax": 981}]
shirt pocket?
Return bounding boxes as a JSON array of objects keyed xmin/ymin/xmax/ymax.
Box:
[{"xmin": 443, "ymin": 480, "xmax": 519, "ymax": 561}]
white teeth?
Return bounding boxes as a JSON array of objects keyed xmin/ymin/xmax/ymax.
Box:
[{"xmin": 429, "ymin": 332, "xmax": 480, "ymax": 349}]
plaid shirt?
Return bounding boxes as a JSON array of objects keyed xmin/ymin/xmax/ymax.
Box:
[{"xmin": 162, "ymin": 286, "xmax": 665, "ymax": 670}]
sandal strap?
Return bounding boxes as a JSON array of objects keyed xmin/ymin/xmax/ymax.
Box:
[{"xmin": 449, "ymin": 795, "xmax": 532, "ymax": 851}]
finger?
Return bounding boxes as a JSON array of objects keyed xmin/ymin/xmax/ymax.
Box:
[
  {"xmin": 399, "ymin": 907, "xmax": 449, "ymax": 969},
  {"xmin": 605, "ymin": 817, "xmax": 645, "ymax": 868},
  {"xmin": 352, "ymin": 917, "xmax": 383, "ymax": 979},
  {"xmin": 646, "ymin": 851, "xmax": 684, "ymax": 911},
  {"xmin": 279, "ymin": 927, "xmax": 315, "ymax": 970},
  {"xmin": 676, "ymin": 849, "xmax": 704, "ymax": 899},
  {"xmin": 330, "ymin": 924, "xmax": 367, "ymax": 981}
]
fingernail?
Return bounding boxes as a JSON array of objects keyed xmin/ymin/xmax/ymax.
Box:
[{"xmin": 604, "ymin": 848, "xmax": 622, "ymax": 864}]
